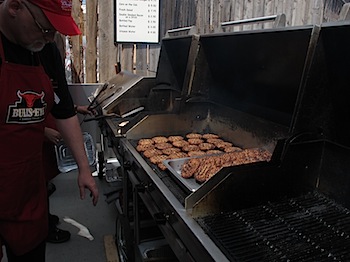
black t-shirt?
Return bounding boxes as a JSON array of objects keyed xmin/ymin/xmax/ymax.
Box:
[{"xmin": 0, "ymin": 33, "xmax": 75, "ymax": 119}]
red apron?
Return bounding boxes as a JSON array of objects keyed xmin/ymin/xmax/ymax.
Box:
[{"xmin": 0, "ymin": 37, "xmax": 54, "ymax": 256}]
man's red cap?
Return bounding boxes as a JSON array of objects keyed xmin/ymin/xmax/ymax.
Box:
[{"xmin": 27, "ymin": 0, "xmax": 81, "ymax": 36}]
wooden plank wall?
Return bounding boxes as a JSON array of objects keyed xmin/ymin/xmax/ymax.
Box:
[{"xmin": 69, "ymin": 0, "xmax": 348, "ymax": 84}]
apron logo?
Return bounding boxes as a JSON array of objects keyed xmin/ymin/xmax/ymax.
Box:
[{"xmin": 7, "ymin": 90, "xmax": 47, "ymax": 124}]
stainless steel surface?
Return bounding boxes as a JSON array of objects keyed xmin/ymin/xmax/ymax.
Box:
[
  {"xmin": 109, "ymin": 104, "xmax": 285, "ymax": 261},
  {"xmin": 121, "ymin": 139, "xmax": 230, "ymax": 261},
  {"xmin": 163, "ymin": 157, "xmax": 202, "ymax": 192},
  {"xmin": 126, "ymin": 110, "xmax": 286, "ymax": 150},
  {"xmin": 55, "ymin": 132, "xmax": 96, "ymax": 173},
  {"xmin": 95, "ymin": 71, "xmax": 156, "ymax": 115}
]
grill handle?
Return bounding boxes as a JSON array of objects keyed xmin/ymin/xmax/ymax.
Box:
[
  {"xmin": 221, "ymin": 14, "xmax": 286, "ymax": 28},
  {"xmin": 280, "ymin": 129, "xmax": 324, "ymax": 161},
  {"xmin": 164, "ymin": 25, "xmax": 197, "ymax": 38},
  {"xmin": 83, "ymin": 114, "xmax": 118, "ymax": 122}
]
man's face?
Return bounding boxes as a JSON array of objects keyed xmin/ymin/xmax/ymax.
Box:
[{"xmin": 19, "ymin": 1, "xmax": 56, "ymax": 51}]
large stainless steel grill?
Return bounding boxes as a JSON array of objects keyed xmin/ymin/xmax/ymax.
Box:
[{"xmin": 96, "ymin": 21, "xmax": 350, "ymax": 261}]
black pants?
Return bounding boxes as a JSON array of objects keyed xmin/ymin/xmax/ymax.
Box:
[{"xmin": 5, "ymin": 241, "xmax": 46, "ymax": 262}]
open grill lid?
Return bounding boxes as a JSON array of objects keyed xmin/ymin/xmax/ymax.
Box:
[
  {"xmin": 93, "ymin": 70, "xmax": 156, "ymax": 116},
  {"xmin": 292, "ymin": 21, "xmax": 350, "ymax": 147},
  {"xmin": 94, "ymin": 35, "xmax": 197, "ymax": 119},
  {"xmin": 188, "ymin": 25, "xmax": 318, "ymax": 130},
  {"xmin": 155, "ymin": 34, "xmax": 198, "ymax": 95}
]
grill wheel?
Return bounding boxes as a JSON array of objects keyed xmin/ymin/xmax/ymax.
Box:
[{"xmin": 115, "ymin": 214, "xmax": 134, "ymax": 262}]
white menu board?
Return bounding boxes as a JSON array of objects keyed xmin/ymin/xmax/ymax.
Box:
[{"xmin": 115, "ymin": 0, "xmax": 159, "ymax": 43}]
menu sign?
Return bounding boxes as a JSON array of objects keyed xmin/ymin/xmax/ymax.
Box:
[{"xmin": 115, "ymin": 0, "xmax": 159, "ymax": 43}]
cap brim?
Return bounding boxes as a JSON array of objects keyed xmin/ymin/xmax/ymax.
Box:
[{"xmin": 42, "ymin": 9, "xmax": 81, "ymax": 36}]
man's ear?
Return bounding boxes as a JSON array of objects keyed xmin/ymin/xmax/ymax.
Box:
[{"xmin": 7, "ymin": 0, "xmax": 22, "ymax": 17}]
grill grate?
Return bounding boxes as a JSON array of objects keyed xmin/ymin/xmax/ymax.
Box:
[{"xmin": 196, "ymin": 191, "xmax": 350, "ymax": 261}]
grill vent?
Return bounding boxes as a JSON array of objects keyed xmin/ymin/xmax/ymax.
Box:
[{"xmin": 196, "ymin": 191, "xmax": 350, "ymax": 261}]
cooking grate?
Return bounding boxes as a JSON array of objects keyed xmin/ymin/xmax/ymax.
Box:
[{"xmin": 196, "ymin": 191, "xmax": 350, "ymax": 261}]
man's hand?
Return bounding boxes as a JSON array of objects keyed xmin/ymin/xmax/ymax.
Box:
[
  {"xmin": 77, "ymin": 170, "xmax": 99, "ymax": 206},
  {"xmin": 76, "ymin": 105, "xmax": 96, "ymax": 116},
  {"xmin": 55, "ymin": 116, "xmax": 99, "ymax": 206},
  {"xmin": 44, "ymin": 127, "xmax": 61, "ymax": 144}
]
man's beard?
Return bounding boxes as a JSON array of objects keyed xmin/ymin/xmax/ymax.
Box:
[{"xmin": 25, "ymin": 40, "xmax": 46, "ymax": 52}]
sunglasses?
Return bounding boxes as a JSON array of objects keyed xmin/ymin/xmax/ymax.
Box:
[{"xmin": 22, "ymin": 1, "xmax": 56, "ymax": 36}]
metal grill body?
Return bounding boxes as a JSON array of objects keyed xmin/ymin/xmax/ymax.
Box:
[{"xmin": 97, "ymin": 22, "xmax": 350, "ymax": 261}]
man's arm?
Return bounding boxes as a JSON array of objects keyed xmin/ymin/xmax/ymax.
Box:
[{"xmin": 55, "ymin": 115, "xmax": 99, "ymax": 206}]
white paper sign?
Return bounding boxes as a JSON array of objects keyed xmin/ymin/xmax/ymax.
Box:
[{"xmin": 115, "ymin": 0, "xmax": 159, "ymax": 43}]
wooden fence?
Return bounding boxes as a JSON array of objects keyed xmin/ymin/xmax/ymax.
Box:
[{"xmin": 67, "ymin": 0, "xmax": 350, "ymax": 84}]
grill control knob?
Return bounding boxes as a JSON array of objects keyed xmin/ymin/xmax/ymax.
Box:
[
  {"xmin": 135, "ymin": 183, "xmax": 146, "ymax": 193},
  {"xmin": 123, "ymin": 161, "xmax": 131, "ymax": 169},
  {"xmin": 154, "ymin": 212, "xmax": 168, "ymax": 225}
]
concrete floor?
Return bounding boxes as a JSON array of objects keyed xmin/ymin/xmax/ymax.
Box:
[
  {"xmin": 1, "ymin": 170, "xmax": 119, "ymax": 262},
  {"xmin": 46, "ymin": 170, "xmax": 119, "ymax": 262}
]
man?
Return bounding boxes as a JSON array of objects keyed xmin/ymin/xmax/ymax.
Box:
[{"xmin": 0, "ymin": 0, "xmax": 99, "ymax": 261}]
